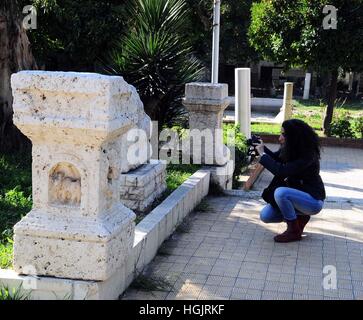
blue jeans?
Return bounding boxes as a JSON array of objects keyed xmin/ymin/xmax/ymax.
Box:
[{"xmin": 260, "ymin": 187, "xmax": 324, "ymax": 223}]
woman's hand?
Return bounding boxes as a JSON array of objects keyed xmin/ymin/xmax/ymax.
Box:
[{"xmin": 253, "ymin": 140, "xmax": 265, "ymax": 156}]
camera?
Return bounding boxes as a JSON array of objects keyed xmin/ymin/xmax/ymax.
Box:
[
  {"xmin": 247, "ymin": 134, "xmax": 262, "ymax": 147},
  {"xmin": 247, "ymin": 134, "xmax": 262, "ymax": 161}
]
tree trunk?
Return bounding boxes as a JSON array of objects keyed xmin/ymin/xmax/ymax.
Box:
[
  {"xmin": 0, "ymin": 0, "xmax": 37, "ymax": 153},
  {"xmin": 323, "ymin": 69, "xmax": 338, "ymax": 135}
]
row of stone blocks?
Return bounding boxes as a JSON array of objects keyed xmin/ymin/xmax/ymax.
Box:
[
  {"xmin": 0, "ymin": 170, "xmax": 210, "ymax": 299},
  {"xmin": 120, "ymin": 160, "xmax": 167, "ymax": 212}
]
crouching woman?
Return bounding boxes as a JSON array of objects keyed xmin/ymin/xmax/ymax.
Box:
[{"xmin": 255, "ymin": 119, "xmax": 326, "ymax": 243}]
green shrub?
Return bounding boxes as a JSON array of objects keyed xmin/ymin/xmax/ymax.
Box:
[
  {"xmin": 353, "ymin": 117, "xmax": 363, "ymax": 139},
  {"xmin": 223, "ymin": 124, "xmax": 248, "ymax": 188},
  {"xmin": 0, "ymin": 152, "xmax": 32, "ymax": 269},
  {"xmin": 0, "ymin": 240, "xmax": 13, "ymax": 269},
  {"xmin": 0, "ymin": 285, "xmax": 30, "ymax": 300},
  {"xmin": 108, "ymin": 0, "xmax": 203, "ymax": 128},
  {"xmin": 329, "ymin": 110, "xmax": 356, "ymax": 139},
  {"xmin": 329, "ymin": 118, "xmax": 355, "ymax": 138}
]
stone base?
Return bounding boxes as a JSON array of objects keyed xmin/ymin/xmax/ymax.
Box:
[
  {"xmin": 120, "ymin": 161, "xmax": 167, "ymax": 212},
  {"xmin": 204, "ymin": 159, "xmax": 234, "ymax": 190},
  {"xmin": 13, "ymin": 204, "xmax": 135, "ymax": 281},
  {"xmin": 0, "ymin": 266, "xmax": 127, "ymax": 300},
  {"xmin": 0, "ymin": 169, "xmax": 211, "ymax": 300}
]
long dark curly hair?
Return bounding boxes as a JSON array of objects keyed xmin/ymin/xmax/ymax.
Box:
[{"xmin": 280, "ymin": 119, "xmax": 321, "ymax": 162}]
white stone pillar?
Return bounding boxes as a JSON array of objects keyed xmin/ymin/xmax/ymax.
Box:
[
  {"xmin": 183, "ymin": 82, "xmax": 233, "ymax": 190},
  {"xmin": 282, "ymin": 82, "xmax": 294, "ymax": 121},
  {"xmin": 303, "ymin": 72, "xmax": 312, "ymax": 100},
  {"xmin": 11, "ymin": 71, "xmax": 136, "ymax": 281},
  {"xmin": 235, "ymin": 68, "xmax": 251, "ymax": 139},
  {"xmin": 348, "ymin": 72, "xmax": 354, "ymax": 91}
]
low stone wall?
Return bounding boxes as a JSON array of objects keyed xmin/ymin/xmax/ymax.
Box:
[
  {"xmin": 228, "ymin": 96, "xmax": 283, "ymax": 111},
  {"xmin": 120, "ymin": 160, "xmax": 167, "ymax": 212},
  {"xmin": 260, "ymin": 134, "xmax": 363, "ymax": 149},
  {"xmin": 0, "ymin": 169, "xmax": 210, "ymax": 300}
]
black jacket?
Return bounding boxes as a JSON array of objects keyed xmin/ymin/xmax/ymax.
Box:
[{"xmin": 259, "ymin": 146, "xmax": 326, "ymax": 201}]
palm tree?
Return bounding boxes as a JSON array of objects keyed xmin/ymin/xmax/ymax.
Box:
[{"xmin": 108, "ymin": 0, "xmax": 204, "ymax": 128}]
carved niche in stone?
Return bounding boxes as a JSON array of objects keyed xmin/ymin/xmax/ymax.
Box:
[{"xmin": 49, "ymin": 162, "xmax": 81, "ymax": 207}]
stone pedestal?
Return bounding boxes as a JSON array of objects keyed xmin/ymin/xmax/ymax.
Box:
[
  {"xmin": 11, "ymin": 71, "xmax": 137, "ymax": 281},
  {"xmin": 183, "ymin": 82, "xmax": 233, "ymax": 190}
]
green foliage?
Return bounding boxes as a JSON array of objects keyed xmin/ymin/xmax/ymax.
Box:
[
  {"xmin": 328, "ymin": 105, "xmax": 362, "ymax": 138},
  {"xmin": 0, "ymin": 152, "xmax": 32, "ymax": 269},
  {"xmin": 251, "ymin": 123, "xmax": 282, "ymax": 135},
  {"xmin": 166, "ymin": 163, "xmax": 201, "ymax": 192},
  {"xmin": 249, "ymin": 0, "xmax": 363, "ymax": 73},
  {"xmin": 184, "ymin": 0, "xmax": 258, "ymax": 67},
  {"xmin": 353, "ymin": 117, "xmax": 363, "ymax": 139},
  {"xmin": 26, "ymin": 0, "xmax": 128, "ymax": 71},
  {"xmin": 108, "ymin": 0, "xmax": 203, "ymax": 127},
  {"xmin": 223, "ymin": 123, "xmax": 248, "ymax": 188},
  {"xmin": 329, "ymin": 118, "xmax": 355, "ymax": 138},
  {"xmin": 0, "ymin": 285, "xmax": 30, "ymax": 300},
  {"xmin": 0, "ymin": 240, "xmax": 13, "ymax": 269}
]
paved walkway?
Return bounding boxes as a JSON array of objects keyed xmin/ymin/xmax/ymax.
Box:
[{"xmin": 121, "ymin": 146, "xmax": 363, "ymax": 300}]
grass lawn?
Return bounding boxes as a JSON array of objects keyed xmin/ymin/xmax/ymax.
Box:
[
  {"xmin": 252, "ymin": 98, "xmax": 363, "ymax": 138},
  {"xmin": 0, "ymin": 152, "xmax": 200, "ymax": 269},
  {"xmin": 166, "ymin": 163, "xmax": 201, "ymax": 192}
]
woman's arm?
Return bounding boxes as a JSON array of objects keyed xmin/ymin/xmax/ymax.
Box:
[
  {"xmin": 259, "ymin": 153, "xmax": 314, "ymax": 177},
  {"xmin": 263, "ymin": 146, "xmax": 281, "ymax": 161}
]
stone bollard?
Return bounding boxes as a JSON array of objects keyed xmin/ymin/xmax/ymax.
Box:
[
  {"xmin": 11, "ymin": 71, "xmax": 137, "ymax": 281},
  {"xmin": 182, "ymin": 82, "xmax": 233, "ymax": 190},
  {"xmin": 235, "ymin": 68, "xmax": 251, "ymax": 139},
  {"xmin": 303, "ymin": 73, "xmax": 312, "ymax": 100},
  {"xmin": 281, "ymin": 82, "xmax": 294, "ymax": 121}
]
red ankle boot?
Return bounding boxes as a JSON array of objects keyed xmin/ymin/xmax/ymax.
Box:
[
  {"xmin": 297, "ymin": 215, "xmax": 310, "ymax": 233},
  {"xmin": 274, "ymin": 219, "xmax": 302, "ymax": 243}
]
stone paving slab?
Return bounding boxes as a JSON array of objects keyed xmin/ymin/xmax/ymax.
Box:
[
  {"xmin": 121, "ymin": 146, "xmax": 363, "ymax": 300},
  {"xmin": 121, "ymin": 196, "xmax": 363, "ymax": 300}
]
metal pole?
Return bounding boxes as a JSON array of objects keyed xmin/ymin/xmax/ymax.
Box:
[{"xmin": 211, "ymin": 0, "xmax": 221, "ymax": 84}]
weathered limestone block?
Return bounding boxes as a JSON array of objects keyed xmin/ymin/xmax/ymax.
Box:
[
  {"xmin": 11, "ymin": 71, "xmax": 139, "ymax": 281},
  {"xmin": 120, "ymin": 160, "xmax": 167, "ymax": 212},
  {"xmin": 183, "ymin": 82, "xmax": 233, "ymax": 189},
  {"xmin": 277, "ymin": 82, "xmax": 293, "ymax": 123}
]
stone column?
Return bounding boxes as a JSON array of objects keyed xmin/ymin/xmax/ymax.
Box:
[
  {"xmin": 303, "ymin": 72, "xmax": 312, "ymax": 100},
  {"xmin": 281, "ymin": 82, "xmax": 294, "ymax": 121},
  {"xmin": 348, "ymin": 72, "xmax": 354, "ymax": 92},
  {"xmin": 11, "ymin": 71, "xmax": 136, "ymax": 281},
  {"xmin": 183, "ymin": 82, "xmax": 233, "ymax": 190},
  {"xmin": 235, "ymin": 68, "xmax": 251, "ymax": 139}
]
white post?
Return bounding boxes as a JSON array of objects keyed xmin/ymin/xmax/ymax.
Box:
[
  {"xmin": 211, "ymin": 0, "xmax": 221, "ymax": 84},
  {"xmin": 348, "ymin": 72, "xmax": 354, "ymax": 91},
  {"xmin": 235, "ymin": 68, "xmax": 251, "ymax": 139},
  {"xmin": 303, "ymin": 72, "xmax": 312, "ymax": 100},
  {"xmin": 282, "ymin": 82, "xmax": 294, "ymax": 121}
]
